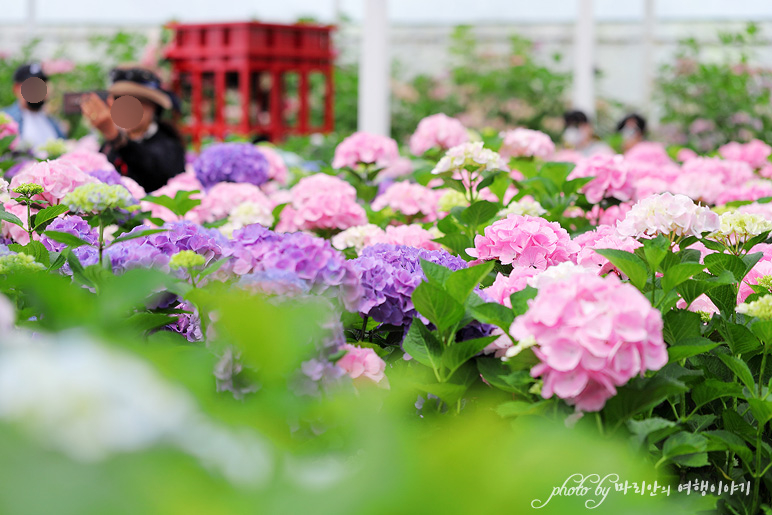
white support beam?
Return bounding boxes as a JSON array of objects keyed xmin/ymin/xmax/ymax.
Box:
[
  {"xmin": 642, "ymin": 0, "xmax": 656, "ymax": 121},
  {"xmin": 358, "ymin": 0, "xmax": 390, "ymax": 136},
  {"xmin": 572, "ymin": 0, "xmax": 595, "ymax": 118}
]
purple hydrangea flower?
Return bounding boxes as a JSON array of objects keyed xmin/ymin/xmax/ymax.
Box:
[
  {"xmin": 230, "ymin": 225, "xmax": 362, "ymax": 311},
  {"xmin": 167, "ymin": 300, "xmax": 204, "ymax": 343},
  {"xmin": 39, "ymin": 215, "xmax": 99, "ymax": 272},
  {"xmin": 351, "ymin": 243, "xmax": 467, "ymax": 327},
  {"xmin": 193, "ymin": 143, "xmax": 270, "ymax": 189},
  {"xmin": 88, "ymin": 168, "xmax": 123, "ymax": 185}
]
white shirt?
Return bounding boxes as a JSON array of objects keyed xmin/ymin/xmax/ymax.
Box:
[{"xmin": 20, "ymin": 109, "xmax": 58, "ymax": 149}]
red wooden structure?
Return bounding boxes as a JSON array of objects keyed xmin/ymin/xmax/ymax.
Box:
[{"xmin": 163, "ymin": 21, "xmax": 335, "ymax": 146}]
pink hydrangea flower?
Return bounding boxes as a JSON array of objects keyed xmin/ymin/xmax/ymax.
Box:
[
  {"xmin": 371, "ymin": 181, "xmax": 442, "ymax": 222},
  {"xmin": 120, "ymin": 177, "xmax": 146, "ymax": 201},
  {"xmin": 625, "ymin": 161, "xmax": 680, "ymax": 200},
  {"xmin": 41, "ymin": 58, "xmax": 75, "ymax": 75},
  {"xmin": 376, "ymin": 157, "xmax": 414, "ymax": 181},
  {"xmin": 715, "ymin": 180, "xmax": 772, "ymax": 205},
  {"xmin": 0, "ymin": 113, "xmax": 19, "ymax": 151},
  {"xmin": 676, "ymin": 294, "xmax": 718, "ymax": 315},
  {"xmin": 739, "ymin": 259, "xmax": 772, "ymax": 303},
  {"xmin": 257, "ymin": 145, "xmax": 288, "ymax": 185},
  {"xmin": 673, "ymin": 158, "xmax": 754, "ymax": 204},
  {"xmin": 624, "ymin": 141, "xmax": 673, "ymax": 166},
  {"xmin": 187, "ymin": 182, "xmax": 273, "ymax": 224},
  {"xmin": 277, "ymin": 174, "xmax": 367, "ymax": 232},
  {"xmin": 409, "ymin": 113, "xmax": 469, "ymax": 156},
  {"xmin": 551, "ymin": 149, "xmax": 584, "ymax": 164},
  {"xmin": 568, "ymin": 154, "xmax": 635, "ymax": 204},
  {"xmin": 332, "ymin": 132, "xmax": 399, "ymax": 169},
  {"xmin": 616, "ymin": 193, "xmax": 720, "ymax": 239},
  {"xmin": 10, "ymin": 159, "xmax": 97, "ymax": 205},
  {"xmin": 498, "ymin": 128, "xmax": 555, "ymax": 160},
  {"xmin": 719, "ymin": 139, "xmax": 772, "ymax": 169},
  {"xmin": 369, "ymin": 224, "xmax": 442, "ymax": 251},
  {"xmin": 573, "ymin": 225, "xmax": 642, "ymax": 275},
  {"xmin": 0, "ymin": 200, "xmax": 35, "ymax": 245},
  {"xmin": 484, "ymin": 267, "xmax": 540, "ymax": 307},
  {"xmin": 586, "ymin": 202, "xmax": 633, "ymax": 226},
  {"xmin": 511, "ymin": 273, "xmax": 667, "ymax": 412},
  {"xmin": 337, "ymin": 344, "xmax": 387, "ymax": 385},
  {"xmin": 58, "ymin": 150, "xmax": 116, "ymax": 173},
  {"xmin": 676, "ymin": 148, "xmax": 699, "ymax": 163},
  {"xmin": 467, "ymin": 214, "xmax": 580, "ymax": 269}
]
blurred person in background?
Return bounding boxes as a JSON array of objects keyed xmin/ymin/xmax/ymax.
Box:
[
  {"xmin": 80, "ymin": 66, "xmax": 185, "ymax": 192},
  {"xmin": 561, "ymin": 110, "xmax": 612, "ymax": 157},
  {"xmin": 616, "ymin": 113, "xmax": 647, "ymax": 153},
  {"xmin": 2, "ymin": 63, "xmax": 66, "ymax": 149}
]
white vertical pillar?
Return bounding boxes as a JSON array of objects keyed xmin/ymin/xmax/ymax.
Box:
[
  {"xmin": 642, "ymin": 0, "xmax": 656, "ymax": 121},
  {"xmin": 27, "ymin": 0, "xmax": 36, "ymax": 41},
  {"xmin": 572, "ymin": 0, "xmax": 595, "ymax": 118},
  {"xmin": 358, "ymin": 0, "xmax": 390, "ymax": 136}
]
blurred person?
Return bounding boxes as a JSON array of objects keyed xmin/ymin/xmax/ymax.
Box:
[
  {"xmin": 616, "ymin": 113, "xmax": 646, "ymax": 152},
  {"xmin": 561, "ymin": 110, "xmax": 612, "ymax": 157},
  {"xmin": 2, "ymin": 63, "xmax": 66, "ymax": 149},
  {"xmin": 80, "ymin": 66, "xmax": 185, "ymax": 192}
]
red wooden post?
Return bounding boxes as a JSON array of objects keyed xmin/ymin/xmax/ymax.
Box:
[{"xmin": 298, "ymin": 67, "xmax": 309, "ymax": 132}]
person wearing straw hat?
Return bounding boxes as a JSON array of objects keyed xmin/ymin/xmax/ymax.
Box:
[{"xmin": 80, "ymin": 66, "xmax": 185, "ymax": 192}]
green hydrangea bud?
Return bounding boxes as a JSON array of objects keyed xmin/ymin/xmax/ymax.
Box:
[
  {"xmin": 12, "ymin": 183, "xmax": 44, "ymax": 197},
  {"xmin": 169, "ymin": 250, "xmax": 206, "ymax": 269},
  {"xmin": 437, "ymin": 190, "xmax": 468, "ymax": 212},
  {"xmin": 697, "ymin": 311, "xmax": 713, "ymax": 323},
  {"xmin": 36, "ymin": 139, "xmax": 68, "ymax": 159},
  {"xmin": 62, "ymin": 183, "xmax": 134, "ymax": 214},
  {"xmin": 0, "ymin": 253, "xmax": 46, "ymax": 274},
  {"xmin": 737, "ymin": 295, "xmax": 772, "ymax": 320},
  {"xmin": 757, "ymin": 275, "xmax": 772, "ymax": 291}
]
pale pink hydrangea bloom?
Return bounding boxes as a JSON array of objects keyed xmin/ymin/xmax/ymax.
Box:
[
  {"xmin": 256, "ymin": 145, "xmax": 288, "ymax": 185},
  {"xmin": 738, "ymin": 203, "xmax": 772, "ymax": 221},
  {"xmin": 408, "ymin": 113, "xmax": 469, "ymax": 156},
  {"xmin": 586, "ymin": 202, "xmax": 633, "ymax": 226},
  {"xmin": 676, "ymin": 148, "xmax": 699, "ymax": 163},
  {"xmin": 58, "ymin": 150, "xmax": 116, "ymax": 173},
  {"xmin": 376, "ymin": 157, "xmax": 414, "ymax": 181},
  {"xmin": 625, "ymin": 161, "xmax": 681, "ymax": 199},
  {"xmin": 0, "ymin": 201, "xmax": 35, "ymax": 245},
  {"xmin": 120, "ymin": 177, "xmax": 146, "ymax": 201},
  {"xmin": 484, "ymin": 268, "xmax": 540, "ymax": 307},
  {"xmin": 467, "ymin": 214, "xmax": 580, "ymax": 269},
  {"xmin": 568, "ymin": 154, "xmax": 635, "ymax": 204},
  {"xmin": 277, "ymin": 174, "xmax": 367, "ymax": 232},
  {"xmin": 337, "ymin": 344, "xmax": 387, "ymax": 385},
  {"xmin": 10, "ymin": 159, "xmax": 97, "ymax": 205},
  {"xmin": 673, "ymin": 158, "xmax": 754, "ymax": 204},
  {"xmin": 616, "ymin": 193, "xmax": 720, "ymax": 239},
  {"xmin": 371, "ymin": 181, "xmax": 442, "ymax": 222},
  {"xmin": 187, "ymin": 182, "xmax": 273, "ymax": 224},
  {"xmin": 719, "ymin": 139, "xmax": 772, "ymax": 169},
  {"xmin": 0, "ymin": 113, "xmax": 19, "ymax": 151},
  {"xmin": 65, "ymin": 134, "xmax": 101, "ymax": 154},
  {"xmin": 573, "ymin": 225, "xmax": 642, "ymax": 275},
  {"xmin": 551, "ymin": 149, "xmax": 584, "ymax": 164},
  {"xmin": 369, "ymin": 224, "xmax": 442, "ymax": 251},
  {"xmin": 624, "ymin": 141, "xmax": 673, "ymax": 166},
  {"xmin": 714, "ymin": 180, "xmax": 772, "ymax": 205},
  {"xmin": 759, "ymin": 164, "xmax": 772, "ymax": 179},
  {"xmin": 332, "ymin": 132, "xmax": 399, "ymax": 169},
  {"xmin": 498, "ymin": 128, "xmax": 555, "ymax": 160},
  {"xmin": 41, "ymin": 58, "xmax": 75, "ymax": 75},
  {"xmin": 676, "ymin": 294, "xmax": 718, "ymax": 315},
  {"xmin": 511, "ymin": 273, "xmax": 667, "ymax": 412},
  {"xmin": 739, "ymin": 259, "xmax": 772, "ymax": 303}
]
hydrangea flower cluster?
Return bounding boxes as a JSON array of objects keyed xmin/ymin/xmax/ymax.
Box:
[
  {"xmin": 370, "ymin": 224, "xmax": 442, "ymax": 251},
  {"xmin": 187, "ymin": 182, "xmax": 273, "ymax": 225},
  {"xmin": 739, "ymin": 260, "xmax": 772, "ymax": 303},
  {"xmin": 0, "ymin": 252, "xmax": 46, "ymax": 274},
  {"xmin": 62, "ymin": 183, "xmax": 135, "ymax": 214},
  {"xmin": 256, "ymin": 145, "xmax": 288, "ymax": 184},
  {"xmin": 711, "ymin": 211, "xmax": 772, "ymax": 245},
  {"xmin": 497, "ymin": 197, "xmax": 547, "ymax": 218},
  {"xmin": 10, "ymin": 159, "xmax": 96, "ymax": 204},
  {"xmin": 673, "ymin": 158, "xmax": 754, "ymax": 204},
  {"xmin": 0, "ymin": 113, "xmax": 19, "ymax": 151},
  {"xmin": 169, "ymin": 250, "xmax": 206, "ymax": 269},
  {"xmin": 498, "ymin": 128, "xmax": 555, "ymax": 160},
  {"xmin": 229, "ymin": 225, "xmax": 362, "ymax": 311},
  {"xmin": 371, "ymin": 181, "xmax": 442, "ymax": 222},
  {"xmin": 408, "ymin": 113, "xmax": 469, "ymax": 156},
  {"xmin": 737, "ymin": 295, "xmax": 772, "ymax": 320},
  {"xmin": 510, "ymin": 273, "xmax": 668, "ymax": 412},
  {"xmin": 573, "ymin": 225, "xmax": 642, "ymax": 275},
  {"xmin": 719, "ymin": 139, "xmax": 772, "ymax": 169},
  {"xmin": 467, "ymin": 214, "xmax": 579, "ymax": 269},
  {"xmin": 437, "ymin": 190, "xmax": 468, "ymax": 213},
  {"xmin": 218, "ymin": 201, "xmax": 274, "ymax": 238},
  {"xmin": 714, "ymin": 180, "xmax": 772, "ymax": 205},
  {"xmin": 331, "ymin": 224, "xmax": 385, "ymax": 253},
  {"xmin": 616, "ymin": 193, "xmax": 720, "ymax": 240},
  {"xmin": 352, "ymin": 244, "xmax": 467, "ymax": 327},
  {"xmin": 568, "ymin": 154, "xmax": 635, "ymax": 204},
  {"xmin": 87, "ymin": 168, "xmax": 123, "ymax": 186},
  {"xmin": 336, "ymin": 344, "xmax": 388, "ymax": 385},
  {"xmin": 193, "ymin": 143, "xmax": 270, "ymax": 189},
  {"xmin": 483, "ymin": 267, "xmax": 539, "ymax": 308},
  {"xmin": 431, "ymin": 141, "xmax": 506, "ymax": 176},
  {"xmin": 40, "ymin": 215, "xmax": 100, "ymax": 271},
  {"xmin": 623, "ymin": 142, "xmax": 673, "ymax": 166},
  {"xmin": 332, "ymin": 132, "xmax": 399, "ymax": 169},
  {"xmin": 277, "ymin": 174, "xmax": 367, "ymax": 233},
  {"xmin": 58, "ymin": 150, "xmax": 115, "ymax": 173}
]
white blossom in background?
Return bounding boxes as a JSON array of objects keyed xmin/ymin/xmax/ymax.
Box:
[
  {"xmin": 497, "ymin": 198, "xmax": 547, "ymax": 218},
  {"xmin": 711, "ymin": 211, "xmax": 772, "ymax": 244},
  {"xmin": 331, "ymin": 224, "xmax": 385, "ymax": 253},
  {"xmin": 526, "ymin": 261, "xmax": 595, "ymax": 290},
  {"xmin": 219, "ymin": 201, "xmax": 274, "ymax": 238}
]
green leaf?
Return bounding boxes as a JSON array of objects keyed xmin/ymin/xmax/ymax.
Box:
[
  {"xmin": 748, "ymin": 399, "xmax": 772, "ymax": 425},
  {"xmin": 496, "ymin": 400, "xmax": 552, "ymax": 418},
  {"xmin": 642, "ymin": 235, "xmax": 670, "ymax": 273},
  {"xmin": 43, "ymin": 230, "xmax": 92, "ymax": 249},
  {"xmin": 0, "ymin": 207, "xmax": 24, "ymax": 228},
  {"xmin": 420, "ymin": 259, "xmax": 452, "ymax": 287},
  {"xmin": 433, "ymin": 234, "xmax": 473, "ymax": 258},
  {"xmin": 663, "ymin": 310, "xmax": 703, "ymax": 345},
  {"xmin": 593, "ymin": 249, "xmax": 648, "ymax": 290},
  {"xmin": 750, "ymin": 320, "xmax": 772, "ymax": 343},
  {"xmin": 717, "ymin": 321, "xmax": 762, "ymax": 356},
  {"xmin": 121, "ymin": 312, "xmax": 176, "ymax": 333},
  {"xmin": 661, "ymin": 431, "xmax": 708, "ymax": 465},
  {"xmin": 661, "ymin": 263, "xmax": 707, "ymax": 293},
  {"xmin": 677, "ymin": 270, "xmax": 735, "ymax": 306},
  {"xmin": 603, "ymin": 375, "xmax": 688, "ymax": 428},
  {"xmin": 470, "ymin": 302, "xmax": 515, "ymax": 331},
  {"xmin": 667, "ymin": 338, "xmax": 720, "ymax": 363},
  {"xmin": 703, "ymin": 430, "xmax": 754, "ymax": 465},
  {"xmin": 457, "ymin": 200, "xmax": 500, "ymax": 229},
  {"xmin": 412, "ymin": 281, "xmax": 466, "ymax": 332},
  {"xmin": 443, "ymin": 336, "xmax": 498, "ymax": 378},
  {"xmin": 627, "ymin": 417, "xmax": 678, "ymax": 446},
  {"xmin": 475, "ymin": 170, "xmax": 502, "ymax": 192},
  {"xmin": 704, "ymin": 253, "xmax": 746, "ymax": 281},
  {"xmin": 707, "ymin": 284, "xmax": 741, "ymax": 315},
  {"xmin": 402, "ymin": 319, "xmax": 443, "ymax": 372},
  {"xmin": 488, "ymin": 172, "xmax": 511, "ymax": 202},
  {"xmin": 17, "ymin": 241, "xmax": 50, "ymax": 267},
  {"xmin": 444, "ymin": 261, "xmax": 494, "ymax": 303},
  {"xmin": 539, "ymin": 162, "xmax": 574, "ymax": 188},
  {"xmin": 691, "ymin": 379, "xmax": 745, "ymax": 409},
  {"xmin": 509, "ymin": 286, "xmax": 537, "ymax": 316},
  {"xmin": 476, "ymin": 357, "xmax": 532, "ymax": 394},
  {"xmin": 109, "ymin": 228, "xmax": 168, "ymax": 245},
  {"xmin": 717, "ymin": 353, "xmax": 756, "ymax": 393},
  {"xmin": 32, "ymin": 204, "xmax": 69, "ymax": 232}
]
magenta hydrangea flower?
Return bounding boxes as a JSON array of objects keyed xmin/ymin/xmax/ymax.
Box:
[
  {"xmin": 719, "ymin": 139, "xmax": 772, "ymax": 169},
  {"xmin": 332, "ymin": 131, "xmax": 399, "ymax": 169},
  {"xmin": 511, "ymin": 273, "xmax": 667, "ymax": 412},
  {"xmin": 276, "ymin": 174, "xmax": 367, "ymax": 232},
  {"xmin": 467, "ymin": 214, "xmax": 579, "ymax": 270},
  {"xmin": 568, "ymin": 154, "xmax": 635, "ymax": 204},
  {"xmin": 193, "ymin": 143, "xmax": 270, "ymax": 189},
  {"xmin": 408, "ymin": 113, "xmax": 469, "ymax": 156},
  {"xmin": 371, "ymin": 181, "xmax": 442, "ymax": 222},
  {"xmin": 498, "ymin": 128, "xmax": 555, "ymax": 160}
]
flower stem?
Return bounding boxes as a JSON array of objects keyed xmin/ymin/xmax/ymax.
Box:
[{"xmin": 98, "ymin": 218, "xmax": 105, "ymax": 266}]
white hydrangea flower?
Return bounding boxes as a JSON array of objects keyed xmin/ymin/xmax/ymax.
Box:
[
  {"xmin": 498, "ymin": 198, "xmax": 547, "ymax": 218},
  {"xmin": 616, "ymin": 192, "xmax": 720, "ymax": 239},
  {"xmin": 737, "ymin": 295, "xmax": 772, "ymax": 320},
  {"xmin": 219, "ymin": 201, "xmax": 274, "ymax": 238},
  {"xmin": 526, "ymin": 262, "xmax": 595, "ymax": 290},
  {"xmin": 331, "ymin": 224, "xmax": 385, "ymax": 253},
  {"xmin": 711, "ymin": 211, "xmax": 772, "ymax": 244},
  {"xmin": 431, "ymin": 141, "xmax": 506, "ymax": 175}
]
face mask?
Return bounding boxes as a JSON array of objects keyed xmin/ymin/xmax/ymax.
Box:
[
  {"xmin": 563, "ymin": 126, "xmax": 582, "ymax": 146},
  {"xmin": 621, "ymin": 126, "xmax": 639, "ymax": 141},
  {"xmin": 26, "ymin": 100, "xmax": 45, "ymax": 112}
]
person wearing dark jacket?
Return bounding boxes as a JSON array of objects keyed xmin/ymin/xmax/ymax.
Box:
[{"xmin": 80, "ymin": 67, "xmax": 185, "ymax": 192}]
